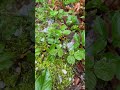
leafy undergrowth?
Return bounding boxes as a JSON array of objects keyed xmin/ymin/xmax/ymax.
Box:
[
  {"xmin": 0, "ymin": 0, "xmax": 34, "ymax": 89},
  {"xmin": 35, "ymin": 0, "xmax": 85, "ymax": 90},
  {"xmin": 86, "ymin": 0, "xmax": 120, "ymax": 90}
]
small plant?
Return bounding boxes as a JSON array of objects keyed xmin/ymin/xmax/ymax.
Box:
[
  {"xmin": 35, "ymin": 0, "xmax": 85, "ymax": 89},
  {"xmin": 86, "ymin": 0, "xmax": 120, "ymax": 89}
]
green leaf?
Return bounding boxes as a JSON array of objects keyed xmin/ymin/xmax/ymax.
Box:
[
  {"xmin": 49, "ymin": 45, "xmax": 57, "ymax": 56},
  {"xmin": 86, "ymin": 70, "xmax": 96, "ymax": 90},
  {"xmin": 50, "ymin": 10, "xmax": 58, "ymax": 17},
  {"xmin": 81, "ymin": 31, "xmax": 85, "ymax": 46},
  {"xmin": 86, "ymin": 56, "xmax": 94, "ymax": 69},
  {"xmin": 94, "ymin": 59, "xmax": 115, "ymax": 81},
  {"xmin": 112, "ymin": 12, "xmax": 120, "ymax": 47},
  {"xmin": 88, "ymin": 38, "xmax": 107, "ymax": 55},
  {"xmin": 74, "ymin": 49, "xmax": 85, "ymax": 60},
  {"xmin": 49, "ymin": 48, "xmax": 57, "ymax": 56},
  {"xmin": 94, "ymin": 16, "xmax": 107, "ymax": 39},
  {"xmin": 69, "ymin": 50, "xmax": 74, "ymax": 55},
  {"xmin": 0, "ymin": 52, "xmax": 14, "ymax": 70},
  {"xmin": 63, "ymin": 30, "xmax": 71, "ymax": 35},
  {"xmin": 35, "ymin": 48, "xmax": 41, "ymax": 56},
  {"xmin": 67, "ymin": 55, "xmax": 75, "ymax": 64},
  {"xmin": 47, "ymin": 38, "xmax": 54, "ymax": 44},
  {"xmin": 35, "ymin": 69, "xmax": 52, "ymax": 90},
  {"xmin": 102, "ymin": 53, "xmax": 120, "ymax": 80},
  {"xmin": 73, "ymin": 33, "xmax": 80, "ymax": 49},
  {"xmin": 60, "ymin": 25, "xmax": 67, "ymax": 30},
  {"xmin": 64, "ymin": 0, "xmax": 77, "ymax": 5},
  {"xmin": 58, "ymin": 48, "xmax": 63, "ymax": 57},
  {"xmin": 48, "ymin": 55, "xmax": 55, "ymax": 62},
  {"xmin": 86, "ymin": 0, "xmax": 108, "ymax": 11},
  {"xmin": 66, "ymin": 15, "xmax": 78, "ymax": 25},
  {"xmin": 73, "ymin": 33, "xmax": 80, "ymax": 42}
]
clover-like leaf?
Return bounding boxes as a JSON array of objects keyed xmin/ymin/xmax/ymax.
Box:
[
  {"xmin": 74, "ymin": 49, "xmax": 85, "ymax": 60},
  {"xmin": 67, "ymin": 55, "xmax": 75, "ymax": 64}
]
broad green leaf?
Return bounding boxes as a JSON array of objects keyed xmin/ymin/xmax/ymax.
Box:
[
  {"xmin": 94, "ymin": 16, "xmax": 107, "ymax": 39},
  {"xmin": 47, "ymin": 38, "xmax": 54, "ymax": 44},
  {"xmin": 86, "ymin": 56, "xmax": 94, "ymax": 69},
  {"xmin": 35, "ymin": 48, "xmax": 41, "ymax": 56},
  {"xmin": 112, "ymin": 12, "xmax": 120, "ymax": 47},
  {"xmin": 35, "ymin": 69, "xmax": 52, "ymax": 90},
  {"xmin": 67, "ymin": 55, "xmax": 75, "ymax": 64},
  {"xmin": 94, "ymin": 59, "xmax": 115, "ymax": 81},
  {"xmin": 88, "ymin": 38, "xmax": 107, "ymax": 55},
  {"xmin": 49, "ymin": 45, "xmax": 57, "ymax": 56},
  {"xmin": 74, "ymin": 49, "xmax": 85, "ymax": 60},
  {"xmin": 63, "ymin": 30, "xmax": 71, "ymax": 35},
  {"xmin": 102, "ymin": 53, "xmax": 120, "ymax": 80},
  {"xmin": 48, "ymin": 55, "xmax": 55, "ymax": 62},
  {"xmin": 64, "ymin": 0, "xmax": 77, "ymax": 5},
  {"xmin": 60, "ymin": 25, "xmax": 67, "ymax": 30},
  {"xmin": 58, "ymin": 48, "xmax": 63, "ymax": 57},
  {"xmin": 69, "ymin": 50, "xmax": 74, "ymax": 55},
  {"xmin": 73, "ymin": 33, "xmax": 80, "ymax": 42},
  {"xmin": 49, "ymin": 48, "xmax": 57, "ymax": 56},
  {"xmin": 73, "ymin": 33, "xmax": 80, "ymax": 49},
  {"xmin": 66, "ymin": 15, "xmax": 78, "ymax": 25}
]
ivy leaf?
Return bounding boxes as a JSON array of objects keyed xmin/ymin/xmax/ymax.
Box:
[
  {"xmin": 74, "ymin": 49, "xmax": 85, "ymax": 60},
  {"xmin": 35, "ymin": 69, "xmax": 52, "ymax": 90},
  {"xmin": 67, "ymin": 55, "xmax": 75, "ymax": 64},
  {"xmin": 94, "ymin": 59, "xmax": 115, "ymax": 81}
]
